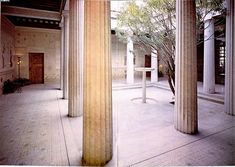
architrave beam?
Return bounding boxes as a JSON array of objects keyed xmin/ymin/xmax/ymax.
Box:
[{"xmin": 1, "ymin": 5, "xmax": 61, "ymax": 21}]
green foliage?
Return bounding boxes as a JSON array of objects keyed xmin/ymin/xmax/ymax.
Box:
[
  {"xmin": 3, "ymin": 80, "xmax": 16, "ymax": 94},
  {"xmin": 116, "ymin": 0, "xmax": 176, "ymax": 94},
  {"xmin": 14, "ymin": 78, "xmax": 31, "ymax": 86},
  {"xmin": 2, "ymin": 78, "xmax": 31, "ymax": 94},
  {"xmin": 116, "ymin": 0, "xmax": 225, "ymax": 95}
]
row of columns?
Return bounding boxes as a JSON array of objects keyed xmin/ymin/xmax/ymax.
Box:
[
  {"xmin": 174, "ymin": 0, "xmax": 235, "ymax": 134},
  {"xmin": 58, "ymin": 0, "xmax": 234, "ymax": 165},
  {"xmin": 124, "ymin": 8, "xmax": 225, "ymax": 96},
  {"xmin": 202, "ymin": 0, "xmax": 234, "ymax": 116}
]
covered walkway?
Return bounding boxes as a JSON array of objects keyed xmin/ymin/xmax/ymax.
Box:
[{"xmin": 0, "ymin": 83, "xmax": 234, "ymax": 166}]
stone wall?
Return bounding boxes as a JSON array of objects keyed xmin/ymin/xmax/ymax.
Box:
[
  {"xmin": 111, "ymin": 34, "xmax": 149, "ymax": 80},
  {"xmin": 134, "ymin": 44, "xmax": 148, "ymax": 78},
  {"xmin": 15, "ymin": 27, "xmax": 61, "ymax": 82},
  {"xmin": 0, "ymin": 16, "xmax": 16, "ymax": 95},
  {"xmin": 111, "ymin": 34, "xmax": 126, "ymax": 80}
]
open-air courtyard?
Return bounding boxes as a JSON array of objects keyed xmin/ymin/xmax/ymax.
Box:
[
  {"xmin": 0, "ymin": 81, "xmax": 234, "ymax": 166},
  {"xmin": 0, "ymin": 0, "xmax": 235, "ymax": 166}
]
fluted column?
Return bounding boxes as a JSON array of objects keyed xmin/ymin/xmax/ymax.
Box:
[
  {"xmin": 0, "ymin": 2, "xmax": 1, "ymax": 58},
  {"xmin": 62, "ymin": 10, "xmax": 69, "ymax": 99},
  {"xmin": 151, "ymin": 50, "xmax": 158, "ymax": 83},
  {"xmin": 126, "ymin": 37, "xmax": 134, "ymax": 84},
  {"xmin": 83, "ymin": 1, "xmax": 113, "ymax": 166},
  {"xmin": 203, "ymin": 16, "xmax": 215, "ymax": 93},
  {"xmin": 68, "ymin": 0, "xmax": 83, "ymax": 117},
  {"xmin": 174, "ymin": 0, "xmax": 198, "ymax": 134},
  {"xmin": 59, "ymin": 17, "xmax": 64, "ymax": 91},
  {"xmin": 225, "ymin": 0, "xmax": 235, "ymax": 115}
]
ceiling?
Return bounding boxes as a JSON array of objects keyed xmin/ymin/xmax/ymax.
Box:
[
  {"xmin": 1, "ymin": 0, "xmax": 66, "ymax": 29},
  {"xmin": 6, "ymin": 16, "xmax": 61, "ymax": 29}
]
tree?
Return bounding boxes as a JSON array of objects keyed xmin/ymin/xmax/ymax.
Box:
[{"xmin": 116, "ymin": 0, "xmax": 225, "ymax": 96}]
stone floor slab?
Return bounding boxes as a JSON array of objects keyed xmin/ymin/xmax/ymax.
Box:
[{"xmin": 0, "ymin": 83, "xmax": 234, "ymax": 166}]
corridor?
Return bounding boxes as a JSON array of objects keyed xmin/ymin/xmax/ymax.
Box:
[{"xmin": 0, "ymin": 83, "xmax": 82, "ymax": 165}]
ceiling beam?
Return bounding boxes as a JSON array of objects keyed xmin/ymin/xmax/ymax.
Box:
[
  {"xmin": 1, "ymin": 5, "xmax": 61, "ymax": 21},
  {"xmin": 59, "ymin": 0, "xmax": 66, "ymax": 13}
]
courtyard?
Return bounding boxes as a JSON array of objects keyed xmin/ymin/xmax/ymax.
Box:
[
  {"xmin": 0, "ymin": 0, "xmax": 235, "ymax": 166},
  {"xmin": 0, "ymin": 81, "xmax": 234, "ymax": 166}
]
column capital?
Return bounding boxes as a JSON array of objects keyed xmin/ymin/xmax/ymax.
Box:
[
  {"xmin": 62, "ymin": 10, "xmax": 69, "ymax": 17},
  {"xmin": 204, "ymin": 12, "xmax": 213, "ymax": 21},
  {"xmin": 151, "ymin": 49, "xmax": 157, "ymax": 55},
  {"xmin": 59, "ymin": 17, "xmax": 64, "ymax": 28}
]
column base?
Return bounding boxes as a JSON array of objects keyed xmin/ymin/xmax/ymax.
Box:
[
  {"xmin": 225, "ymin": 110, "xmax": 235, "ymax": 116},
  {"xmin": 68, "ymin": 112, "xmax": 82, "ymax": 117},
  {"xmin": 175, "ymin": 126, "xmax": 198, "ymax": 134},
  {"xmin": 82, "ymin": 156, "xmax": 112, "ymax": 166},
  {"xmin": 203, "ymin": 87, "xmax": 215, "ymax": 94}
]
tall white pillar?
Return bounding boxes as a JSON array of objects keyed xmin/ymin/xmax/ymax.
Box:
[
  {"xmin": 83, "ymin": 1, "xmax": 113, "ymax": 165},
  {"xmin": 175, "ymin": 0, "xmax": 198, "ymax": 134},
  {"xmin": 59, "ymin": 17, "xmax": 64, "ymax": 91},
  {"xmin": 62, "ymin": 10, "xmax": 69, "ymax": 99},
  {"xmin": 151, "ymin": 50, "xmax": 158, "ymax": 83},
  {"xmin": 203, "ymin": 16, "xmax": 215, "ymax": 93},
  {"xmin": 68, "ymin": 0, "xmax": 83, "ymax": 117},
  {"xmin": 225, "ymin": 0, "xmax": 235, "ymax": 115},
  {"xmin": 126, "ymin": 37, "xmax": 134, "ymax": 84}
]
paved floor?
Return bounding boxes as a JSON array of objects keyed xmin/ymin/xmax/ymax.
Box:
[
  {"xmin": 113, "ymin": 77, "xmax": 224, "ymax": 104},
  {"xmin": 0, "ymin": 82, "xmax": 234, "ymax": 166},
  {"xmin": 0, "ymin": 84, "xmax": 69, "ymax": 165},
  {"xmin": 114, "ymin": 87, "xmax": 234, "ymax": 166}
]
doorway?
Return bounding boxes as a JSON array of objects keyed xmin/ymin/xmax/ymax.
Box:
[
  {"xmin": 145, "ymin": 54, "xmax": 151, "ymax": 77},
  {"xmin": 29, "ymin": 53, "xmax": 44, "ymax": 84}
]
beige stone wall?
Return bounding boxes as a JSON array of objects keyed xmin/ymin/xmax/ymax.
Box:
[
  {"xmin": 111, "ymin": 34, "xmax": 126, "ymax": 80},
  {"xmin": 0, "ymin": 16, "xmax": 16, "ymax": 95},
  {"xmin": 111, "ymin": 35, "xmax": 150, "ymax": 80},
  {"xmin": 15, "ymin": 27, "xmax": 61, "ymax": 82}
]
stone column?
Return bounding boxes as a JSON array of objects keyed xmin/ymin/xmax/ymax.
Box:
[
  {"xmin": 151, "ymin": 50, "xmax": 158, "ymax": 83},
  {"xmin": 0, "ymin": 2, "xmax": 1, "ymax": 57},
  {"xmin": 203, "ymin": 16, "xmax": 215, "ymax": 93},
  {"xmin": 126, "ymin": 37, "xmax": 134, "ymax": 84},
  {"xmin": 174, "ymin": 0, "xmax": 198, "ymax": 134},
  {"xmin": 62, "ymin": 10, "xmax": 69, "ymax": 99},
  {"xmin": 83, "ymin": 1, "xmax": 113, "ymax": 166},
  {"xmin": 225, "ymin": 0, "xmax": 235, "ymax": 116},
  {"xmin": 68, "ymin": 0, "xmax": 83, "ymax": 117},
  {"xmin": 59, "ymin": 17, "xmax": 64, "ymax": 91}
]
